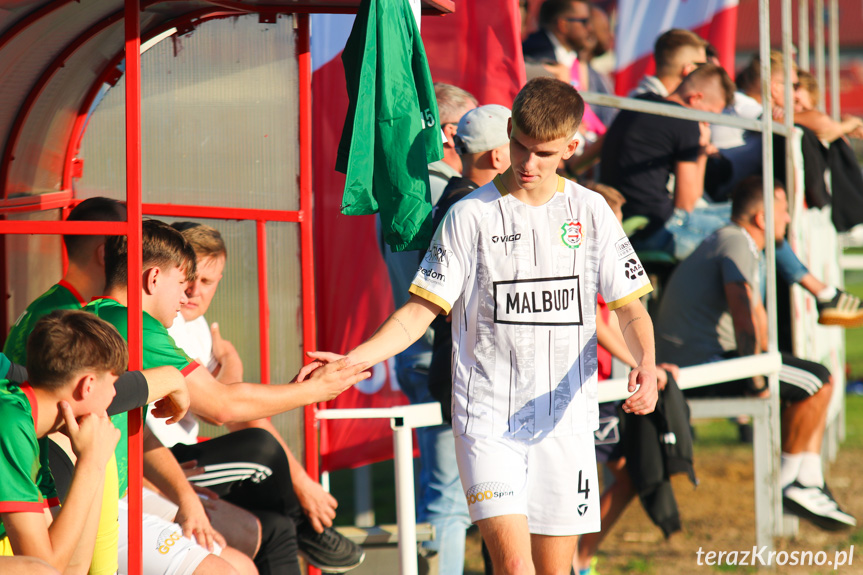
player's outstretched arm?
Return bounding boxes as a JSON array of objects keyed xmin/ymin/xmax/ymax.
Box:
[
  {"xmin": 184, "ymin": 356, "xmax": 371, "ymax": 426},
  {"xmin": 143, "ymin": 366, "xmax": 190, "ymax": 424},
  {"xmin": 614, "ymin": 298, "xmax": 658, "ymax": 415},
  {"xmin": 311, "ymin": 294, "xmax": 442, "ymax": 369}
]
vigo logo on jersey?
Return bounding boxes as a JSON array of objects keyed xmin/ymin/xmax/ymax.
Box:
[{"xmin": 493, "ymin": 276, "xmax": 583, "ymax": 325}]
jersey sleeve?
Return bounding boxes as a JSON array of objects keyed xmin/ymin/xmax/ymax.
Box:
[
  {"xmin": 674, "ymin": 119, "xmax": 702, "ymax": 163},
  {"xmin": 143, "ymin": 319, "xmax": 200, "ymax": 376},
  {"xmin": 0, "ymin": 404, "xmax": 47, "ymax": 514},
  {"xmin": 595, "ymin": 201, "xmax": 653, "ymax": 310},
  {"xmin": 408, "ymin": 203, "xmax": 474, "ymax": 315},
  {"xmin": 717, "ymin": 231, "xmax": 761, "ymax": 292}
]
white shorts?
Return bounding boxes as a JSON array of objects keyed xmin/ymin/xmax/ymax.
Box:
[
  {"xmin": 455, "ymin": 432, "xmax": 601, "ymax": 536},
  {"xmin": 118, "ymin": 496, "xmax": 222, "ymax": 575}
]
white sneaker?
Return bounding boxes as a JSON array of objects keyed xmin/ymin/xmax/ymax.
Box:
[{"xmin": 783, "ymin": 482, "xmax": 857, "ymax": 531}]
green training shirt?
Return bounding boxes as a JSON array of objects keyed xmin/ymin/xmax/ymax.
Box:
[
  {"xmin": 84, "ymin": 297, "xmax": 199, "ymax": 498},
  {"xmin": 4, "ymin": 281, "xmax": 86, "ymax": 365},
  {"xmin": 0, "ymin": 380, "xmax": 60, "ymax": 539}
]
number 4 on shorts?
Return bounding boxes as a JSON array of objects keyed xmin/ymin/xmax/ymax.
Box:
[{"xmin": 577, "ymin": 470, "xmax": 590, "ymax": 499}]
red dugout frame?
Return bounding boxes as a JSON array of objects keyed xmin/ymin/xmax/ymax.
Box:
[{"xmin": 0, "ymin": 5, "xmax": 318, "ymax": 574}]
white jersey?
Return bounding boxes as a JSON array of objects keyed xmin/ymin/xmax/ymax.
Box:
[
  {"xmin": 409, "ymin": 175, "xmax": 651, "ymax": 440},
  {"xmin": 147, "ymin": 314, "xmax": 218, "ymax": 446}
]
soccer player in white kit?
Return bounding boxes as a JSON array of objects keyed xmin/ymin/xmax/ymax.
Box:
[{"xmin": 313, "ymin": 77, "xmax": 659, "ymax": 574}]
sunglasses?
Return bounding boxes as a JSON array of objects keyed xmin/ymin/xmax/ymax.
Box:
[{"xmin": 564, "ymin": 17, "xmax": 590, "ymax": 25}]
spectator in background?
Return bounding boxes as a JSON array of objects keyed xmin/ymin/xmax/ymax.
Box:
[
  {"xmin": 600, "ymin": 63, "xmax": 735, "ymax": 260},
  {"xmin": 427, "ymin": 105, "xmax": 512, "ymax": 575},
  {"xmin": 794, "ymin": 70, "xmax": 863, "ymax": 142},
  {"xmin": 576, "ymin": 5, "xmax": 618, "ymax": 128},
  {"xmin": 655, "ymin": 177, "xmax": 856, "ymax": 532},
  {"xmin": 630, "ymin": 29, "xmax": 708, "ymax": 98},
  {"xmin": 377, "ymin": 83, "xmax": 477, "ymax": 575},
  {"xmin": 522, "ymin": 0, "xmax": 592, "ymax": 73}
]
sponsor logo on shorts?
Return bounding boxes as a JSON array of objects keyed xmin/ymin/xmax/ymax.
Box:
[
  {"xmin": 156, "ymin": 528, "xmax": 183, "ymax": 555},
  {"xmin": 577, "ymin": 504, "xmax": 589, "ymax": 517},
  {"xmin": 493, "ymin": 276, "xmax": 583, "ymax": 326},
  {"xmin": 623, "ymin": 258, "xmax": 644, "ymax": 280},
  {"xmin": 615, "ymin": 237, "xmax": 634, "ymax": 259},
  {"xmin": 424, "ymin": 244, "xmax": 452, "ymax": 267},
  {"xmin": 465, "ymin": 481, "xmax": 514, "ymax": 506},
  {"xmin": 417, "ymin": 266, "xmax": 446, "ymax": 283},
  {"xmin": 491, "ymin": 233, "xmax": 522, "ymax": 244}
]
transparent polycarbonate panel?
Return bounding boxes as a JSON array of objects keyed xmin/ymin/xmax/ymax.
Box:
[
  {"xmin": 76, "ymin": 14, "xmax": 300, "ymax": 212},
  {"xmin": 265, "ymin": 222, "xmax": 304, "ymax": 458},
  {"xmin": 5, "ymin": 210, "xmax": 63, "ymax": 330},
  {"xmin": 152, "ymin": 217, "xmax": 260, "ymax": 440}
]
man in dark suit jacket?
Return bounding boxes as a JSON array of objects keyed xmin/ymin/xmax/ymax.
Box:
[{"xmin": 522, "ymin": 0, "xmax": 592, "ymax": 68}]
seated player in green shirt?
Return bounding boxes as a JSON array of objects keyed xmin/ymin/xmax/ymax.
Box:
[
  {"xmin": 0, "ymin": 310, "xmax": 122, "ymax": 573},
  {"xmin": 90, "ymin": 219, "xmax": 371, "ymax": 574},
  {"xmin": 2, "ymin": 198, "xmax": 192, "ymax": 575}
]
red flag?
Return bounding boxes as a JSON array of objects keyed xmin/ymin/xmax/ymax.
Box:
[
  {"xmin": 615, "ymin": 0, "xmax": 739, "ymax": 95},
  {"xmin": 422, "ymin": 2, "xmax": 526, "ymax": 106}
]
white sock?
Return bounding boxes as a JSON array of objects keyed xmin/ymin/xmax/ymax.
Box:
[
  {"xmin": 796, "ymin": 452, "xmax": 825, "ymax": 487},
  {"xmin": 780, "ymin": 453, "xmax": 803, "ymax": 488},
  {"xmin": 816, "ymin": 286, "xmax": 837, "ymax": 302}
]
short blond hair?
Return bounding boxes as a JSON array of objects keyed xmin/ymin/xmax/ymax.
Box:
[
  {"xmin": 511, "ymin": 78, "xmax": 584, "ymax": 141},
  {"xmin": 172, "ymin": 222, "xmax": 227, "ymax": 260},
  {"xmin": 797, "ymin": 70, "xmax": 820, "ymax": 107}
]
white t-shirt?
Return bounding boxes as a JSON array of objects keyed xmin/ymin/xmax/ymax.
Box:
[
  {"xmin": 409, "ymin": 176, "xmax": 652, "ymax": 440},
  {"xmin": 146, "ymin": 314, "xmax": 218, "ymax": 446}
]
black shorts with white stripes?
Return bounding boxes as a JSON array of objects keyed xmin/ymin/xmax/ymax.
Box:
[{"xmin": 683, "ymin": 351, "xmax": 830, "ymax": 403}]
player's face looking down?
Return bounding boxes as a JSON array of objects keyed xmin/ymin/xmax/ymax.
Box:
[
  {"xmin": 182, "ymin": 254, "xmax": 225, "ymax": 322},
  {"xmin": 507, "ymin": 120, "xmax": 578, "ymax": 192},
  {"xmin": 147, "ymin": 265, "xmax": 189, "ymax": 328}
]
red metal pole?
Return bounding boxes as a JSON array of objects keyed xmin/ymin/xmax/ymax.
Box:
[
  {"xmin": 256, "ymin": 220, "xmax": 271, "ymax": 384},
  {"xmin": 125, "ymin": 1, "xmax": 144, "ymax": 574},
  {"xmin": 297, "ymin": 14, "xmax": 321, "ymax": 575}
]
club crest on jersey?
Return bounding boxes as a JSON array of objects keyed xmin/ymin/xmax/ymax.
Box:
[{"xmin": 561, "ymin": 220, "xmax": 582, "ymax": 249}]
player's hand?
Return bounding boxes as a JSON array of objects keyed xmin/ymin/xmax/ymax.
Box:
[
  {"xmin": 294, "ymin": 475, "xmax": 338, "ymax": 533},
  {"xmin": 622, "ymin": 365, "xmax": 658, "ymax": 415},
  {"xmin": 150, "ymin": 384, "xmax": 191, "ymax": 425},
  {"xmin": 295, "ymin": 351, "xmax": 347, "ymax": 383},
  {"xmin": 174, "ymin": 493, "xmax": 226, "ymax": 551},
  {"xmin": 304, "ymin": 357, "xmax": 371, "ymax": 402},
  {"xmin": 657, "ymin": 362, "xmax": 679, "ymax": 391},
  {"xmin": 698, "ymin": 121, "xmax": 712, "ymax": 148},
  {"xmin": 61, "ymin": 402, "xmax": 120, "ymax": 468},
  {"xmin": 211, "ymin": 323, "xmax": 242, "ymax": 370}
]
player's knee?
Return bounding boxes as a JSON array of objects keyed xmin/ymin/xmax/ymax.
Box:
[
  {"xmin": 11, "ymin": 556, "xmax": 60, "ymax": 575},
  {"xmin": 495, "ymin": 554, "xmax": 535, "ymax": 575},
  {"xmin": 192, "ymin": 554, "xmax": 241, "ymax": 575},
  {"xmin": 219, "ymin": 547, "xmax": 259, "ymax": 575}
]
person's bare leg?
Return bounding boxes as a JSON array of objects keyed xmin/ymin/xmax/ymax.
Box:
[
  {"xmin": 781, "ymin": 381, "xmax": 832, "ymax": 454},
  {"xmin": 477, "ymin": 515, "xmax": 534, "ymax": 575},
  {"xmin": 531, "ymin": 533, "xmax": 579, "ymax": 575},
  {"xmin": 218, "ymin": 547, "xmax": 259, "ymax": 575},
  {"xmin": 574, "ymin": 458, "xmax": 635, "ymax": 571},
  {"xmin": 798, "ymin": 273, "xmax": 828, "ymax": 297},
  {"xmin": 191, "ymin": 555, "xmax": 240, "ymax": 575}
]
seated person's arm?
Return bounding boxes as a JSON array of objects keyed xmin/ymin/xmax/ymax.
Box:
[
  {"xmin": 210, "ymin": 323, "xmax": 243, "ymax": 383},
  {"xmin": 795, "ymin": 110, "xmax": 863, "ymax": 143},
  {"xmin": 673, "ymin": 157, "xmax": 707, "ymax": 212},
  {"xmin": 184, "ymin": 350, "xmax": 370, "ymax": 425},
  {"xmin": 141, "ymin": 427, "xmax": 222, "ymax": 551},
  {"xmin": 2, "ymin": 408, "xmax": 118, "ymax": 574},
  {"xmin": 107, "ymin": 367, "xmax": 189, "ymax": 424},
  {"xmin": 724, "ymin": 281, "xmax": 762, "ymax": 357}
]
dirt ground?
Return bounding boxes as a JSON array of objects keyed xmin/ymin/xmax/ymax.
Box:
[{"xmin": 463, "ymin": 438, "xmax": 863, "ymax": 575}]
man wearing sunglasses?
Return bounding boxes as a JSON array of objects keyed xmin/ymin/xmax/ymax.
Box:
[{"xmin": 522, "ymin": 0, "xmax": 592, "ymax": 71}]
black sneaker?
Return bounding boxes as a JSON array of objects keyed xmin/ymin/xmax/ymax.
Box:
[
  {"xmin": 297, "ymin": 524, "xmax": 365, "ymax": 573},
  {"xmin": 817, "ymin": 290, "xmax": 863, "ymax": 327},
  {"xmin": 783, "ymin": 481, "xmax": 857, "ymax": 531}
]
